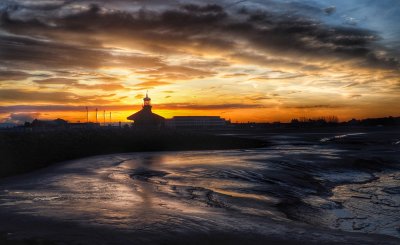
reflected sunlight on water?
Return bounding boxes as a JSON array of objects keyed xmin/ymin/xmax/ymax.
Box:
[{"xmin": 0, "ymin": 131, "xmax": 399, "ymax": 241}]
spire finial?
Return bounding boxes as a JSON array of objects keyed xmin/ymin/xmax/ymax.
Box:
[{"xmin": 143, "ymin": 90, "xmax": 151, "ymax": 107}]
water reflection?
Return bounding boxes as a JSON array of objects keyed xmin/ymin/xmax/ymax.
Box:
[{"xmin": 0, "ymin": 131, "xmax": 399, "ymax": 240}]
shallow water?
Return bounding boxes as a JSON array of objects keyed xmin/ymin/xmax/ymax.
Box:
[{"xmin": 0, "ymin": 130, "xmax": 399, "ymax": 244}]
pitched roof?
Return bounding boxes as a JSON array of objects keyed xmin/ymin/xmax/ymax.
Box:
[{"xmin": 127, "ymin": 107, "xmax": 165, "ymax": 122}]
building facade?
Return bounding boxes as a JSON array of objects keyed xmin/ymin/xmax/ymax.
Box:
[{"xmin": 165, "ymin": 116, "xmax": 228, "ymax": 129}]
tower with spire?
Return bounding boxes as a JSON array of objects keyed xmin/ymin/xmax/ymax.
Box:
[
  {"xmin": 143, "ymin": 91, "xmax": 151, "ymax": 109},
  {"xmin": 127, "ymin": 91, "xmax": 165, "ymax": 127}
]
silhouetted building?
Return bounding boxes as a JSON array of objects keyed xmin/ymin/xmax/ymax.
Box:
[
  {"xmin": 31, "ymin": 118, "xmax": 68, "ymax": 128},
  {"xmin": 166, "ymin": 116, "xmax": 228, "ymax": 129},
  {"xmin": 28, "ymin": 119, "xmax": 100, "ymax": 130},
  {"xmin": 127, "ymin": 92, "xmax": 165, "ymax": 127},
  {"xmin": 68, "ymin": 122, "xmax": 101, "ymax": 129}
]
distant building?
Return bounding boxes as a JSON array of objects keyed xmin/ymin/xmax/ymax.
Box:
[
  {"xmin": 28, "ymin": 118, "xmax": 100, "ymax": 129},
  {"xmin": 68, "ymin": 122, "xmax": 101, "ymax": 129},
  {"xmin": 127, "ymin": 92, "xmax": 165, "ymax": 127},
  {"xmin": 166, "ymin": 116, "xmax": 228, "ymax": 129},
  {"xmin": 31, "ymin": 118, "xmax": 68, "ymax": 128}
]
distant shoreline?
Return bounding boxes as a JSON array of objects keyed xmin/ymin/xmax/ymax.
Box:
[{"xmin": 0, "ymin": 128, "xmax": 267, "ymax": 178}]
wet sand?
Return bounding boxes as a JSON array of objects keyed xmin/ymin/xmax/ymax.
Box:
[{"xmin": 0, "ymin": 129, "xmax": 399, "ymax": 244}]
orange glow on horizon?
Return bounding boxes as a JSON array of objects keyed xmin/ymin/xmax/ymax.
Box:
[
  {"xmin": 2, "ymin": 103, "xmax": 397, "ymax": 124},
  {"xmin": 0, "ymin": 1, "xmax": 399, "ymax": 124}
]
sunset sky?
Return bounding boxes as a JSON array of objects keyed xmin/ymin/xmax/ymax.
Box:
[{"xmin": 0, "ymin": 0, "xmax": 399, "ymax": 123}]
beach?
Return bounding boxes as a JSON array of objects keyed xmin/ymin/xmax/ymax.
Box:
[{"xmin": 0, "ymin": 128, "xmax": 399, "ymax": 244}]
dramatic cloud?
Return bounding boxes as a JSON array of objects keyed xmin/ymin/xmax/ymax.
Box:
[
  {"xmin": 33, "ymin": 78, "xmax": 128, "ymax": 91},
  {"xmin": 34, "ymin": 78, "xmax": 78, "ymax": 85},
  {"xmin": 0, "ymin": 70, "xmax": 32, "ymax": 81},
  {"xmin": 1, "ymin": 1, "xmax": 398, "ymax": 69},
  {"xmin": 0, "ymin": 0, "xmax": 399, "ymax": 122},
  {"xmin": 0, "ymin": 102, "xmax": 265, "ymax": 113},
  {"xmin": 0, "ymin": 89, "xmax": 117, "ymax": 104}
]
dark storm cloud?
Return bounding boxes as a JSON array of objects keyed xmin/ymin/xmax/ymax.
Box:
[
  {"xmin": 236, "ymin": 11, "xmax": 389, "ymax": 66},
  {"xmin": 0, "ymin": 1, "xmax": 398, "ymax": 72}
]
